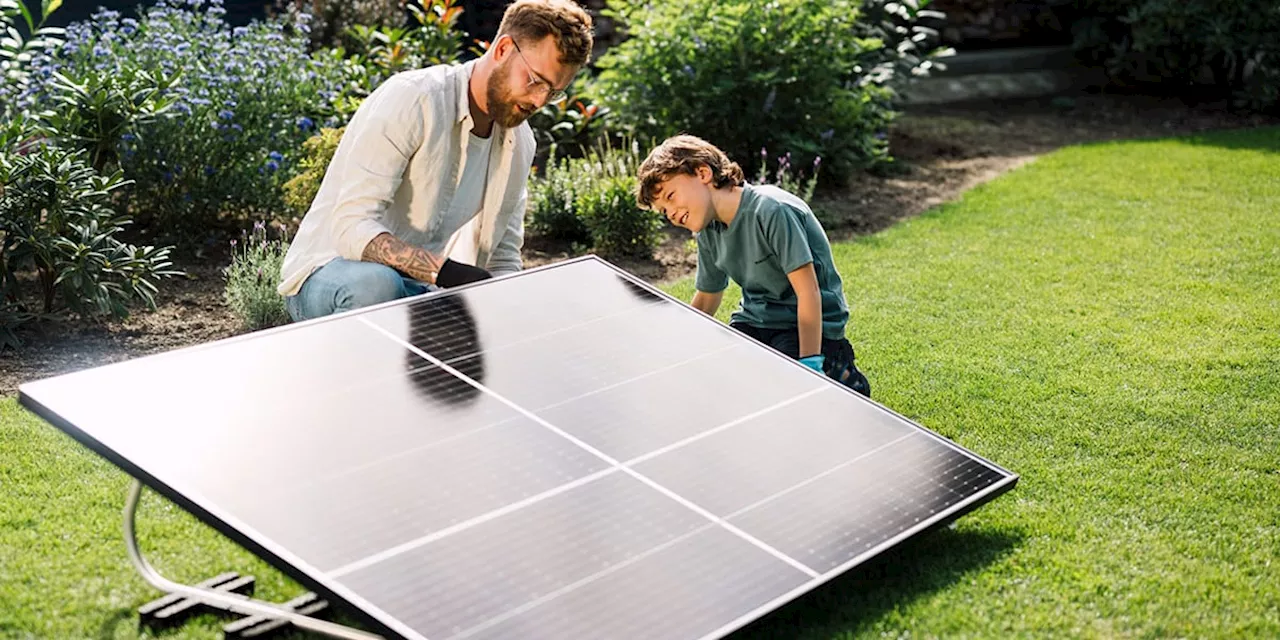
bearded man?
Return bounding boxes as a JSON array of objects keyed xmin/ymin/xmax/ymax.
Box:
[{"xmin": 278, "ymin": 0, "xmax": 593, "ymax": 320}]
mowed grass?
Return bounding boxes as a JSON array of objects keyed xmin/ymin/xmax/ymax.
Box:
[{"xmin": 3, "ymin": 127, "xmax": 1279, "ymax": 638}]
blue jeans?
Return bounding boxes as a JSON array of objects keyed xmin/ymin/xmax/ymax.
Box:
[{"xmin": 285, "ymin": 258, "xmax": 434, "ymax": 322}]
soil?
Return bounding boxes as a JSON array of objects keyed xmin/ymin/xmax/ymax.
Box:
[{"xmin": 2, "ymin": 92, "xmax": 1275, "ymax": 396}]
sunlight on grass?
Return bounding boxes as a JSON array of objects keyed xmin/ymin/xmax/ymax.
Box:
[{"xmin": 2, "ymin": 128, "xmax": 1278, "ymax": 638}]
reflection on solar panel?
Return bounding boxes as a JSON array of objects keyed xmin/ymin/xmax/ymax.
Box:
[{"xmin": 19, "ymin": 256, "xmax": 1017, "ymax": 640}]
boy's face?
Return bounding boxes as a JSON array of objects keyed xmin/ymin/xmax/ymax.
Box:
[{"xmin": 652, "ymin": 167, "xmax": 715, "ymax": 233}]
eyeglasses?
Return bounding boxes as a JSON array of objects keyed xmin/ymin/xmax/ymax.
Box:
[{"xmin": 509, "ymin": 37, "xmax": 568, "ymax": 103}]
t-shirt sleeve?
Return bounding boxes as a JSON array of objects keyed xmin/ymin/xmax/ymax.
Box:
[
  {"xmin": 694, "ymin": 234, "xmax": 729, "ymax": 293},
  {"xmin": 760, "ymin": 203, "xmax": 814, "ymax": 273}
]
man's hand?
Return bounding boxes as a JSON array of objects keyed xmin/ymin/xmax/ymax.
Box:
[
  {"xmin": 362, "ymin": 232, "xmax": 443, "ymax": 284},
  {"xmin": 436, "ymin": 259, "xmax": 492, "ymax": 287}
]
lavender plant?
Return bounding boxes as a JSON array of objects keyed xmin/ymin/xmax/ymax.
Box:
[
  {"xmin": 754, "ymin": 147, "xmax": 833, "ymax": 226},
  {"xmin": 223, "ymin": 221, "xmax": 290, "ymax": 330}
]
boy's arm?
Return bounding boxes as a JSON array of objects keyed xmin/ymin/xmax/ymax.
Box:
[
  {"xmin": 691, "ymin": 290, "xmax": 723, "ymax": 316},
  {"xmin": 786, "ymin": 263, "xmax": 823, "ymax": 358},
  {"xmin": 692, "ymin": 235, "xmax": 728, "ymax": 317}
]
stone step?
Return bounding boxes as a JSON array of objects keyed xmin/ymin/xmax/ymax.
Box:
[
  {"xmin": 934, "ymin": 45, "xmax": 1078, "ymax": 77},
  {"xmin": 902, "ymin": 45, "xmax": 1098, "ymax": 104}
]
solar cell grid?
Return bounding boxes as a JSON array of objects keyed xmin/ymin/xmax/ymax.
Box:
[{"xmin": 18, "ymin": 256, "xmax": 1017, "ymax": 640}]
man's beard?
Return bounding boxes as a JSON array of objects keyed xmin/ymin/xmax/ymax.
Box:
[{"xmin": 485, "ymin": 63, "xmax": 535, "ymax": 128}]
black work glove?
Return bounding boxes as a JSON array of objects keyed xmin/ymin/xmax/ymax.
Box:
[{"xmin": 435, "ymin": 259, "xmax": 492, "ymax": 288}]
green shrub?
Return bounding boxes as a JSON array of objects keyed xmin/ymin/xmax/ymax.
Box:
[
  {"xmin": 578, "ymin": 174, "xmax": 660, "ymax": 259},
  {"xmin": 592, "ymin": 0, "xmax": 902, "ymax": 185},
  {"xmin": 41, "ymin": 66, "xmax": 182, "ymax": 173},
  {"xmin": 329, "ymin": 0, "xmax": 470, "ymax": 121},
  {"xmin": 855, "ymin": 0, "xmax": 952, "ymax": 91},
  {"xmin": 282, "ymin": 126, "xmax": 345, "ymax": 216},
  {"xmin": 223, "ymin": 222, "xmax": 290, "ymax": 331},
  {"xmin": 528, "ymin": 140, "xmax": 661, "ymax": 258},
  {"xmin": 0, "ymin": 142, "xmax": 180, "ymax": 348},
  {"xmin": 45, "ymin": 1, "xmax": 349, "ymax": 246},
  {"xmin": 528, "ymin": 145, "xmax": 591, "ymax": 246},
  {"xmin": 0, "ymin": 0, "xmax": 65, "ymax": 120},
  {"xmin": 1074, "ymin": 0, "xmax": 1280, "ymax": 111},
  {"xmin": 527, "ymin": 90, "xmax": 612, "ymax": 160}
]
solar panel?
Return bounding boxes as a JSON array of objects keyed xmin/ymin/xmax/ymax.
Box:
[{"xmin": 19, "ymin": 255, "xmax": 1017, "ymax": 640}]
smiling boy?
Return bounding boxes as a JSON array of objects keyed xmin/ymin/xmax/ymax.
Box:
[{"xmin": 636, "ymin": 135, "xmax": 871, "ymax": 397}]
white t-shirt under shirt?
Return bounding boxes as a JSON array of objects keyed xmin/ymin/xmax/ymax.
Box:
[{"xmin": 426, "ymin": 131, "xmax": 491, "ymax": 258}]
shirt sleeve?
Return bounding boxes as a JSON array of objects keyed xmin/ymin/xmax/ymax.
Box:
[
  {"xmin": 329, "ymin": 75, "xmax": 428, "ymax": 261},
  {"xmin": 694, "ymin": 233, "xmax": 729, "ymax": 293},
  {"xmin": 486, "ymin": 186, "xmax": 526, "ymax": 276},
  {"xmin": 760, "ymin": 203, "xmax": 814, "ymax": 273}
]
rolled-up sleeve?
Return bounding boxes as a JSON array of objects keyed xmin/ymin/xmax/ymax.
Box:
[{"xmin": 329, "ymin": 76, "xmax": 428, "ymax": 260}]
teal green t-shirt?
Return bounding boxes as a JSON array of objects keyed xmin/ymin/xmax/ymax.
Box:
[{"xmin": 695, "ymin": 184, "xmax": 849, "ymax": 339}]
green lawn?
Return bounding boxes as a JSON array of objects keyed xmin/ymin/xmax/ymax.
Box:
[{"xmin": 3, "ymin": 127, "xmax": 1279, "ymax": 638}]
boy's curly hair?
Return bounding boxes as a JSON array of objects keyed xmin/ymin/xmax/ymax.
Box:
[{"xmin": 636, "ymin": 135, "xmax": 745, "ymax": 209}]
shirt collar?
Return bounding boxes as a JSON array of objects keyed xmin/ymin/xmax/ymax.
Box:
[{"xmin": 455, "ymin": 59, "xmax": 478, "ymax": 125}]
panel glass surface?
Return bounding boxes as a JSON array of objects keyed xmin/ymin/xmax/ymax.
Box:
[{"xmin": 19, "ymin": 257, "xmax": 1015, "ymax": 640}]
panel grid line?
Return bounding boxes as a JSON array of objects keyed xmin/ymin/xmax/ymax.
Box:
[
  {"xmin": 722, "ymin": 431, "xmax": 918, "ymax": 522},
  {"xmin": 445, "ymin": 522, "xmax": 722, "ymax": 640},
  {"xmin": 359, "ymin": 317, "xmax": 823, "ymax": 580},
  {"xmin": 621, "ymin": 386, "xmax": 831, "ymax": 467},
  {"xmin": 428, "ymin": 298, "xmax": 669, "ymax": 367},
  {"xmin": 524, "ymin": 342, "xmax": 744, "ymax": 414},
  {"xmin": 327, "ymin": 464, "xmax": 618, "ymax": 579},
  {"xmin": 697, "ymin": 473, "xmax": 1018, "ymax": 640}
]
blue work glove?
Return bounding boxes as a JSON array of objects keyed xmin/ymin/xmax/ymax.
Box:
[{"xmin": 799, "ymin": 354, "xmax": 825, "ymax": 374}]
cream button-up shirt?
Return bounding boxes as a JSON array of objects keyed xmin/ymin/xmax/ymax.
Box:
[{"xmin": 278, "ymin": 60, "xmax": 534, "ymax": 297}]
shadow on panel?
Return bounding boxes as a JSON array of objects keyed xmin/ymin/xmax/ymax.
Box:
[{"xmin": 404, "ymin": 293, "xmax": 486, "ymax": 408}]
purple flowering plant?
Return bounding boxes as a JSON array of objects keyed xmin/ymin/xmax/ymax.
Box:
[{"xmin": 44, "ymin": 0, "xmax": 350, "ymax": 244}]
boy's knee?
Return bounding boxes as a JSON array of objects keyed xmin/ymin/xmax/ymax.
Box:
[{"xmin": 839, "ymin": 364, "xmax": 872, "ymax": 398}]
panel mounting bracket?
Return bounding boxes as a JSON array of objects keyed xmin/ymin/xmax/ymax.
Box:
[{"xmin": 124, "ymin": 479, "xmax": 383, "ymax": 640}]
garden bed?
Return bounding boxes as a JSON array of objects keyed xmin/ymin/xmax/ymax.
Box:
[{"xmin": 1, "ymin": 92, "xmax": 1273, "ymax": 395}]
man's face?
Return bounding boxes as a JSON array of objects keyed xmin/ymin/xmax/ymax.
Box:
[
  {"xmin": 652, "ymin": 169, "xmax": 716, "ymax": 233},
  {"xmin": 487, "ymin": 34, "xmax": 578, "ymax": 128}
]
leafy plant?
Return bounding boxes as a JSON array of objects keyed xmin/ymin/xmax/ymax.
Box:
[
  {"xmin": 592, "ymin": 0, "xmax": 900, "ymax": 185},
  {"xmin": 332, "ymin": 0, "xmax": 468, "ymax": 119},
  {"xmin": 46, "ymin": 0, "xmax": 349, "ymax": 246},
  {"xmin": 41, "ymin": 65, "xmax": 181, "ymax": 172},
  {"xmin": 855, "ymin": 0, "xmax": 953, "ymax": 91},
  {"xmin": 528, "ymin": 144, "xmax": 590, "ymax": 245},
  {"xmin": 223, "ymin": 221, "xmax": 290, "ymax": 330},
  {"xmin": 0, "ymin": 0, "xmax": 66, "ymax": 120},
  {"xmin": 528, "ymin": 139, "xmax": 661, "ymax": 258},
  {"xmin": 527, "ymin": 91, "xmax": 611, "ymax": 160},
  {"xmin": 0, "ymin": 143, "xmax": 180, "ymax": 348},
  {"xmin": 282, "ymin": 126, "xmax": 345, "ymax": 215},
  {"xmin": 1073, "ymin": 0, "xmax": 1280, "ymax": 111}
]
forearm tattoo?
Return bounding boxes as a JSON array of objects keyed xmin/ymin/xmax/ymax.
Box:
[{"xmin": 362, "ymin": 233, "xmax": 442, "ymax": 284}]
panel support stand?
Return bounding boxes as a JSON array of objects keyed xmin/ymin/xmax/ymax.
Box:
[{"xmin": 124, "ymin": 479, "xmax": 382, "ymax": 640}]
